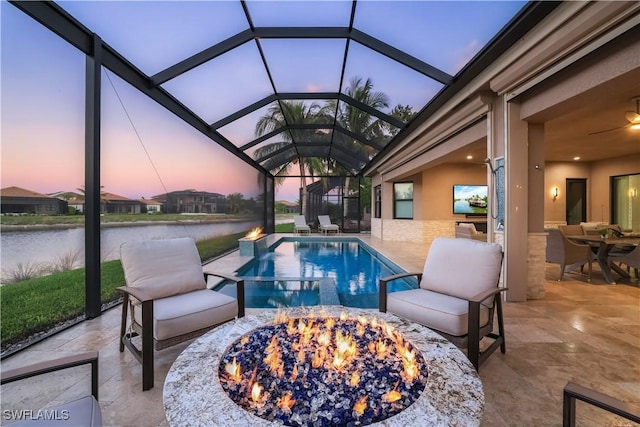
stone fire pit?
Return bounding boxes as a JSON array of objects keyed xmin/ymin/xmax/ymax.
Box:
[
  {"xmin": 218, "ymin": 311, "xmax": 427, "ymax": 426},
  {"xmin": 164, "ymin": 306, "xmax": 484, "ymax": 427}
]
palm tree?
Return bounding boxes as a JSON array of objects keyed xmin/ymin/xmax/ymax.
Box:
[
  {"xmin": 253, "ymin": 101, "xmax": 331, "ymax": 218},
  {"xmin": 226, "ymin": 192, "xmax": 244, "ymax": 214},
  {"xmin": 332, "ymin": 76, "xmax": 390, "ymax": 219},
  {"xmin": 330, "ymin": 78, "xmax": 416, "ymax": 222}
]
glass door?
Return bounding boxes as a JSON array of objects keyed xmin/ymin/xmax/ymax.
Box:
[{"xmin": 612, "ymin": 174, "xmax": 640, "ymax": 232}]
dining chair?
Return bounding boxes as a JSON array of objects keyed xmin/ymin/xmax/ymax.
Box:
[
  {"xmin": 547, "ymin": 228, "xmax": 593, "ymax": 281},
  {"xmin": 608, "ymin": 245, "xmax": 640, "ymax": 282}
]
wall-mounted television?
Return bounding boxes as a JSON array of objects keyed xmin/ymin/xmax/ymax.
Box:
[{"xmin": 453, "ymin": 185, "xmax": 488, "ymax": 215}]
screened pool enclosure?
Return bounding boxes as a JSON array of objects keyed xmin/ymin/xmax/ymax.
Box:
[{"xmin": 2, "ymin": 0, "xmax": 553, "ymax": 343}]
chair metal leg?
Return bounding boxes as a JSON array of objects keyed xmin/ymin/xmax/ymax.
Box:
[
  {"xmin": 496, "ymin": 296, "xmax": 506, "ymax": 354},
  {"xmin": 467, "ymin": 301, "xmax": 481, "ymax": 370},
  {"xmin": 378, "ymin": 280, "xmax": 388, "ymax": 313},
  {"xmin": 119, "ymin": 294, "xmax": 129, "ymax": 353},
  {"xmin": 141, "ymin": 300, "xmax": 154, "ymax": 391}
]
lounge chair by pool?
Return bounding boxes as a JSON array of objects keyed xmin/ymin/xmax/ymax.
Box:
[
  {"xmin": 293, "ymin": 215, "xmax": 311, "ymax": 235},
  {"xmin": 318, "ymin": 215, "xmax": 340, "ymax": 235}
]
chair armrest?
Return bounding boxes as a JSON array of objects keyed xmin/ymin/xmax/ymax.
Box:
[
  {"xmin": 379, "ymin": 272, "xmax": 422, "ymax": 312},
  {"xmin": 204, "ymin": 272, "xmax": 245, "ymax": 318},
  {"xmin": 204, "ymin": 272, "xmax": 242, "ymax": 282},
  {"xmin": 469, "ymin": 286, "xmax": 508, "ymax": 304},
  {"xmin": 117, "ymin": 285, "xmax": 155, "ymax": 303},
  {"xmin": 563, "ymin": 381, "xmax": 640, "ymax": 425},
  {"xmin": 1, "ymin": 351, "xmax": 99, "ymax": 400},
  {"xmin": 379, "ymin": 272, "xmax": 423, "ymax": 285}
]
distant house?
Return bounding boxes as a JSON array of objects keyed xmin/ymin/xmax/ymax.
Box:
[
  {"xmin": 276, "ymin": 200, "xmax": 299, "ymax": 214},
  {"xmin": 67, "ymin": 197, "xmax": 85, "ymax": 213},
  {"xmin": 140, "ymin": 198, "xmax": 162, "ymax": 213},
  {"xmin": 0, "ymin": 186, "xmax": 68, "ymax": 215},
  {"xmin": 49, "ymin": 191, "xmax": 85, "ymax": 213},
  {"xmin": 152, "ymin": 189, "xmax": 227, "ymax": 214},
  {"xmin": 102, "ymin": 192, "xmax": 143, "ymax": 214}
]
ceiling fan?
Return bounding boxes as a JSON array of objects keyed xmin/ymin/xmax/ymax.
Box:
[{"xmin": 588, "ymin": 96, "xmax": 640, "ymax": 135}]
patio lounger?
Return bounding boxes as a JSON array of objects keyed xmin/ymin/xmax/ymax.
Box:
[
  {"xmin": 318, "ymin": 215, "xmax": 340, "ymax": 235},
  {"xmin": 293, "ymin": 215, "xmax": 311, "ymax": 235}
]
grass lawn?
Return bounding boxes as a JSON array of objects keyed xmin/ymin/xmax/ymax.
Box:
[{"xmin": 1, "ymin": 227, "xmax": 301, "ymax": 351}]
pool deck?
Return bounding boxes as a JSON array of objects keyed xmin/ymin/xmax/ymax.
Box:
[{"xmin": 1, "ymin": 233, "xmax": 639, "ymax": 426}]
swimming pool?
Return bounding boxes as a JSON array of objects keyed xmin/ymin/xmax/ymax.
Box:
[{"xmin": 214, "ymin": 238, "xmax": 417, "ymax": 309}]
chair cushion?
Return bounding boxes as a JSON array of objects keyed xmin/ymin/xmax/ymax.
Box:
[
  {"xmin": 9, "ymin": 396, "xmax": 101, "ymax": 427},
  {"xmin": 321, "ymin": 225, "xmax": 339, "ymax": 230},
  {"xmin": 387, "ymin": 289, "xmax": 489, "ymax": 337},
  {"xmin": 133, "ymin": 289, "xmax": 237, "ymax": 341},
  {"xmin": 420, "ymin": 237, "xmax": 503, "ymax": 302},
  {"xmin": 120, "ymin": 238, "xmax": 206, "ymax": 300}
]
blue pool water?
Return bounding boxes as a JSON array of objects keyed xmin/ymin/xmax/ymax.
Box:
[{"xmin": 214, "ymin": 238, "xmax": 417, "ymax": 309}]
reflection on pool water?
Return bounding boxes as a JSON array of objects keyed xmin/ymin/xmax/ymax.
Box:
[{"xmin": 214, "ymin": 239, "xmax": 416, "ymax": 309}]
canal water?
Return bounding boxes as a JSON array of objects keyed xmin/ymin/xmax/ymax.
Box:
[{"xmin": 1, "ymin": 220, "xmax": 259, "ymax": 273}]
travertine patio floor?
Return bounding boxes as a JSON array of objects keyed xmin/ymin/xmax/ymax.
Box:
[{"xmin": 1, "ymin": 234, "xmax": 638, "ymax": 426}]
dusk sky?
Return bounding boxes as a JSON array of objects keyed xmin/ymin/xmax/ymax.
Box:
[{"xmin": 1, "ymin": 1, "xmax": 525, "ymax": 202}]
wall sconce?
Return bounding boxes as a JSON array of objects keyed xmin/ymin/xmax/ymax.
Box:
[
  {"xmin": 552, "ymin": 187, "xmax": 559, "ymax": 200},
  {"xmin": 630, "ymin": 188, "xmax": 638, "ymax": 199}
]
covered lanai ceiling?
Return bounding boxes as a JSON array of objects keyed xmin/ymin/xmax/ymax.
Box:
[{"xmin": 11, "ymin": 0, "xmax": 557, "ymax": 178}]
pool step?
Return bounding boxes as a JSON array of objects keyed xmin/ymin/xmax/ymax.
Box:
[{"xmin": 318, "ymin": 278, "xmax": 340, "ymax": 306}]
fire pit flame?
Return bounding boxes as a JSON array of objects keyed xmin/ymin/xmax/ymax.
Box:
[
  {"xmin": 251, "ymin": 383, "xmax": 263, "ymax": 403},
  {"xmin": 245, "ymin": 227, "xmax": 263, "ymax": 240},
  {"xmin": 218, "ymin": 309, "xmax": 428, "ymax": 426},
  {"xmin": 353, "ymin": 395, "xmax": 368, "ymax": 417},
  {"xmin": 224, "ymin": 357, "xmax": 241, "ymax": 382},
  {"xmin": 383, "ymin": 389, "xmax": 402, "ymax": 403},
  {"xmin": 276, "ymin": 392, "xmax": 296, "ymax": 413}
]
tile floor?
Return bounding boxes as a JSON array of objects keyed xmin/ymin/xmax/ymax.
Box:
[{"xmin": 1, "ymin": 235, "xmax": 639, "ymax": 426}]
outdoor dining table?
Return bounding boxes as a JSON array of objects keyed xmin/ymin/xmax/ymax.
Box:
[{"xmin": 567, "ymin": 235, "xmax": 640, "ymax": 284}]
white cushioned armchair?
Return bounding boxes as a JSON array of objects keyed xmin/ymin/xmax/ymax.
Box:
[
  {"xmin": 1, "ymin": 352, "xmax": 101, "ymax": 426},
  {"xmin": 379, "ymin": 237, "xmax": 506, "ymax": 370},
  {"xmin": 455, "ymin": 222, "xmax": 486, "ymax": 241},
  {"xmin": 118, "ymin": 237, "xmax": 244, "ymax": 390}
]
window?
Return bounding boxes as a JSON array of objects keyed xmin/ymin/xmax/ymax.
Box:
[
  {"xmin": 394, "ymin": 182, "xmax": 413, "ymax": 219},
  {"xmin": 374, "ymin": 185, "xmax": 381, "ymax": 218},
  {"xmin": 612, "ymin": 174, "xmax": 640, "ymax": 231}
]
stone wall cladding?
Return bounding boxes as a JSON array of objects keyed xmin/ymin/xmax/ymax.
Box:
[
  {"xmin": 381, "ymin": 220, "xmax": 455, "ymax": 243},
  {"xmin": 371, "ymin": 218, "xmax": 382, "ymax": 239},
  {"xmin": 527, "ymin": 233, "xmax": 547, "ymax": 299}
]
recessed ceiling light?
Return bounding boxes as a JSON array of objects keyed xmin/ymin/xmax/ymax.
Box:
[
  {"xmin": 466, "ymin": 155, "xmax": 473, "ymax": 160},
  {"xmin": 573, "ymin": 157, "xmax": 580, "ymax": 161}
]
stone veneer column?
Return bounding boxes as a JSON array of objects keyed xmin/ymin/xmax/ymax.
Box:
[{"xmin": 527, "ymin": 233, "xmax": 547, "ymax": 299}]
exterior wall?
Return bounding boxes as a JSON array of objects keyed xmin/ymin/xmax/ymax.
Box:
[
  {"xmin": 544, "ymin": 153, "xmax": 640, "ymax": 225},
  {"xmin": 421, "ymin": 163, "xmax": 487, "ymax": 221},
  {"xmin": 544, "ymin": 162, "xmax": 592, "ymax": 223}
]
